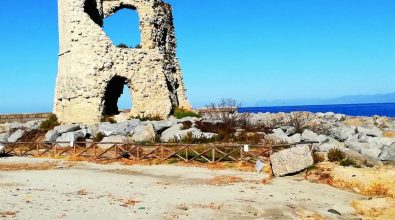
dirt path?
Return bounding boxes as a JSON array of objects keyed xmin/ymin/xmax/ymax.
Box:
[{"xmin": 0, "ymin": 157, "xmax": 364, "ymax": 219}]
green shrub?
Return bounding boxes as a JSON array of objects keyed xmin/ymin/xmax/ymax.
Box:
[
  {"xmin": 173, "ymin": 108, "xmax": 201, "ymax": 119},
  {"xmin": 173, "ymin": 132, "xmax": 217, "ymax": 144},
  {"xmin": 40, "ymin": 114, "xmax": 60, "ymax": 131},
  {"xmin": 312, "ymin": 151, "xmax": 325, "ymax": 164},
  {"xmin": 167, "ymin": 158, "xmax": 179, "ymax": 164},
  {"xmin": 362, "ymin": 160, "xmax": 374, "ymax": 168},
  {"xmin": 101, "ymin": 115, "xmax": 116, "ymax": 123},
  {"xmin": 340, "ymin": 158, "xmax": 358, "ymax": 167},
  {"xmin": 233, "ymin": 131, "xmax": 263, "ymax": 144},
  {"xmin": 306, "ymin": 165, "xmax": 317, "ymax": 171},
  {"xmin": 134, "ymin": 114, "xmax": 163, "ymax": 121},
  {"xmin": 117, "ymin": 43, "xmax": 129, "ymax": 48},
  {"xmin": 328, "ymin": 148, "xmax": 346, "ymax": 162},
  {"xmin": 93, "ymin": 132, "xmax": 105, "ymax": 142},
  {"xmin": 180, "ymin": 121, "xmax": 192, "ymax": 130},
  {"xmin": 195, "ymin": 121, "xmax": 235, "ymax": 142}
]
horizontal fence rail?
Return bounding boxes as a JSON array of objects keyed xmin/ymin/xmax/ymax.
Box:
[{"xmin": 0, "ymin": 141, "xmax": 318, "ymax": 164}]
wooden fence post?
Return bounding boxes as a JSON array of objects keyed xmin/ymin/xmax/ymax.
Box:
[
  {"xmin": 185, "ymin": 146, "xmax": 189, "ymax": 162},
  {"xmin": 212, "ymin": 147, "xmax": 216, "ymax": 163},
  {"xmin": 240, "ymin": 146, "xmax": 243, "ymax": 161}
]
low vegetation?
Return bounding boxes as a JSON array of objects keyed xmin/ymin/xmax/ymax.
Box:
[
  {"xmin": 180, "ymin": 121, "xmax": 192, "ymax": 130},
  {"xmin": 340, "ymin": 158, "xmax": 358, "ymax": 167},
  {"xmin": 312, "ymin": 151, "xmax": 325, "ymax": 164},
  {"xmin": 93, "ymin": 132, "xmax": 105, "ymax": 142},
  {"xmin": 117, "ymin": 43, "xmax": 129, "ymax": 48},
  {"xmin": 204, "ymin": 98, "xmax": 247, "ymax": 128},
  {"xmin": 134, "ymin": 114, "xmax": 163, "ymax": 121},
  {"xmin": 233, "ymin": 131, "xmax": 264, "ymax": 144},
  {"xmin": 173, "ymin": 107, "xmax": 201, "ymax": 119},
  {"xmin": 117, "ymin": 43, "xmax": 142, "ymax": 49},
  {"xmin": 175, "ymin": 132, "xmax": 217, "ymax": 144},
  {"xmin": 327, "ymin": 148, "xmax": 346, "ymax": 162},
  {"xmin": 101, "ymin": 115, "xmax": 116, "ymax": 123},
  {"xmin": 283, "ymin": 112, "xmax": 331, "ymax": 135},
  {"xmin": 40, "ymin": 114, "xmax": 60, "ymax": 131}
]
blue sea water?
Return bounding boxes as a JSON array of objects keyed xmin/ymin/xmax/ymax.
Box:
[{"xmin": 238, "ymin": 103, "xmax": 395, "ymax": 117}]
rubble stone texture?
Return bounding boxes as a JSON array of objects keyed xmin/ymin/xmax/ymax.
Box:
[{"xmin": 54, "ymin": 0, "xmax": 191, "ymax": 125}]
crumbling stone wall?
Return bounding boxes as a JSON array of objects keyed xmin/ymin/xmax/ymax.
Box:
[{"xmin": 54, "ymin": 0, "xmax": 191, "ymax": 125}]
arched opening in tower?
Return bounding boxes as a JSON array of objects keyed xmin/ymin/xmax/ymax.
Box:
[
  {"xmin": 103, "ymin": 8, "xmax": 141, "ymax": 48},
  {"xmin": 103, "ymin": 76, "xmax": 132, "ymax": 116}
]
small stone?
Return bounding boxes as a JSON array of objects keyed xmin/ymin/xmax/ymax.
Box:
[{"xmin": 328, "ymin": 209, "xmax": 341, "ymax": 216}]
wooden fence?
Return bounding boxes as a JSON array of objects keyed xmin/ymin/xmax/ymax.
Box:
[{"xmin": 0, "ymin": 141, "xmax": 318, "ymax": 164}]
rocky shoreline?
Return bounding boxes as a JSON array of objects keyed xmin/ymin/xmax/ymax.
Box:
[{"xmin": 1, "ymin": 111, "xmax": 394, "ymax": 162}]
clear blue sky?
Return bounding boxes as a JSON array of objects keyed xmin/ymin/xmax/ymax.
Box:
[{"xmin": 0, "ymin": 0, "xmax": 394, "ymax": 113}]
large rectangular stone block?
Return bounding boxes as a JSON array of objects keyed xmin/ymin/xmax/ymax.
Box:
[{"xmin": 270, "ymin": 145, "xmax": 314, "ymax": 177}]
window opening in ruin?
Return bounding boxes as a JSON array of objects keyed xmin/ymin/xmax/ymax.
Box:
[
  {"xmin": 103, "ymin": 8, "xmax": 141, "ymax": 48},
  {"xmin": 103, "ymin": 76, "xmax": 132, "ymax": 116}
]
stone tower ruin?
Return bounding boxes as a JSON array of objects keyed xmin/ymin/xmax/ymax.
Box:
[{"xmin": 54, "ymin": 0, "xmax": 191, "ymax": 124}]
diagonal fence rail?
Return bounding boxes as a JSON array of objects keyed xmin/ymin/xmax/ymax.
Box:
[{"xmin": 0, "ymin": 141, "xmax": 318, "ymax": 164}]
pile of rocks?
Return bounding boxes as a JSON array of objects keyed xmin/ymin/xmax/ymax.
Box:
[
  {"xmin": 256, "ymin": 112, "xmax": 395, "ymax": 161},
  {"xmin": 1, "ymin": 112, "xmax": 394, "ymax": 161},
  {"xmin": 0, "ymin": 120, "xmax": 43, "ymax": 143}
]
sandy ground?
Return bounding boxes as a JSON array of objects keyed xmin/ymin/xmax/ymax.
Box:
[{"xmin": 0, "ymin": 157, "xmax": 365, "ymax": 220}]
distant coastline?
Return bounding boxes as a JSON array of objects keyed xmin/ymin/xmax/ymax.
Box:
[
  {"xmin": 256, "ymin": 92, "xmax": 395, "ymax": 107},
  {"xmin": 239, "ymin": 102, "xmax": 395, "ymax": 117}
]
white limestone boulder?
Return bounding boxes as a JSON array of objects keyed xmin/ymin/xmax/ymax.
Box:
[
  {"xmin": 45, "ymin": 130, "xmax": 60, "ymax": 143},
  {"xmin": 379, "ymin": 144, "xmax": 395, "ymax": 161},
  {"xmin": 131, "ymin": 124, "xmax": 157, "ymax": 143},
  {"xmin": 24, "ymin": 120, "xmax": 44, "ymax": 131},
  {"xmin": 270, "ymin": 145, "xmax": 314, "ymax": 177},
  {"xmin": 361, "ymin": 147, "xmax": 382, "ymax": 159},
  {"xmin": 356, "ymin": 127, "xmax": 383, "ymax": 137},
  {"xmin": 329, "ymin": 125, "xmax": 356, "ymax": 142},
  {"xmin": 54, "ymin": 124, "xmax": 81, "ymax": 134},
  {"xmin": 0, "ymin": 133, "xmax": 9, "ymax": 143},
  {"xmin": 7, "ymin": 129, "xmax": 25, "ymax": 143},
  {"xmin": 160, "ymin": 124, "xmax": 216, "ymax": 142},
  {"xmin": 0, "ymin": 144, "xmax": 5, "ymax": 154},
  {"xmin": 98, "ymin": 120, "xmax": 141, "ymax": 136},
  {"xmin": 99, "ymin": 136, "xmax": 129, "ymax": 150},
  {"xmin": 55, "ymin": 130, "xmax": 86, "ymax": 147},
  {"xmin": 267, "ymin": 128, "xmax": 301, "ymax": 143},
  {"xmin": 267, "ymin": 128, "xmax": 289, "ymax": 143},
  {"xmin": 0, "ymin": 122, "xmax": 24, "ymax": 133},
  {"xmin": 148, "ymin": 120, "xmax": 178, "ymax": 133}
]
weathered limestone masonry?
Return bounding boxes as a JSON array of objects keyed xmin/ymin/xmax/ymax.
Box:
[
  {"xmin": 0, "ymin": 113, "xmax": 51, "ymax": 124},
  {"xmin": 54, "ymin": 0, "xmax": 191, "ymax": 125}
]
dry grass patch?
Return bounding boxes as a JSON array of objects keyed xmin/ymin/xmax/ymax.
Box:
[
  {"xmin": 176, "ymin": 161, "xmax": 255, "ymax": 172},
  {"xmin": 295, "ymin": 209, "xmax": 324, "ymax": 220},
  {"xmin": 77, "ymin": 189, "xmax": 89, "ymax": 196},
  {"xmin": 305, "ymin": 162, "xmax": 395, "ymax": 198},
  {"xmin": 120, "ymin": 199, "xmax": 140, "ymax": 207},
  {"xmin": 0, "ymin": 162, "xmax": 58, "ymax": 171},
  {"xmin": 343, "ymin": 118, "xmax": 365, "ymax": 127},
  {"xmin": 0, "ymin": 211, "xmax": 18, "ymax": 218},
  {"xmin": 208, "ymin": 175, "xmax": 244, "ymax": 185},
  {"xmin": 383, "ymin": 131, "xmax": 395, "ymax": 138},
  {"xmin": 352, "ymin": 198, "xmax": 395, "ymax": 218},
  {"xmin": 331, "ymin": 165, "xmax": 395, "ymax": 198}
]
